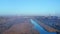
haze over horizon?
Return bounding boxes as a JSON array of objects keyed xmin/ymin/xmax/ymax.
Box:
[{"xmin": 0, "ymin": 0, "xmax": 60, "ymax": 16}]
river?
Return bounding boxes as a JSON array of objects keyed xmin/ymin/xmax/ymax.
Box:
[{"xmin": 30, "ymin": 19, "xmax": 56, "ymax": 34}]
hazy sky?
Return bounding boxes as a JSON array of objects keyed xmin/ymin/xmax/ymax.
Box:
[{"xmin": 0, "ymin": 0, "xmax": 60, "ymax": 16}]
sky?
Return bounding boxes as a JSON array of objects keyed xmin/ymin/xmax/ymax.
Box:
[{"xmin": 0, "ymin": 0, "xmax": 60, "ymax": 16}]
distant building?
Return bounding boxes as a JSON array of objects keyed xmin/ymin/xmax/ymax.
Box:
[{"xmin": 47, "ymin": 16, "xmax": 58, "ymax": 19}]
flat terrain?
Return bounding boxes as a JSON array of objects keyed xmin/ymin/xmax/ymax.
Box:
[
  {"xmin": 0, "ymin": 16, "xmax": 40, "ymax": 34},
  {"xmin": 34, "ymin": 16, "xmax": 60, "ymax": 32},
  {"xmin": 0, "ymin": 16, "xmax": 60, "ymax": 34}
]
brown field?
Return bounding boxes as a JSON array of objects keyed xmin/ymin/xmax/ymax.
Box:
[
  {"xmin": 0, "ymin": 16, "xmax": 40, "ymax": 34},
  {"xmin": 0, "ymin": 16, "xmax": 60, "ymax": 34}
]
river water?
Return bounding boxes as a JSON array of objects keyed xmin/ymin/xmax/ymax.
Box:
[{"xmin": 30, "ymin": 19, "xmax": 56, "ymax": 34}]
